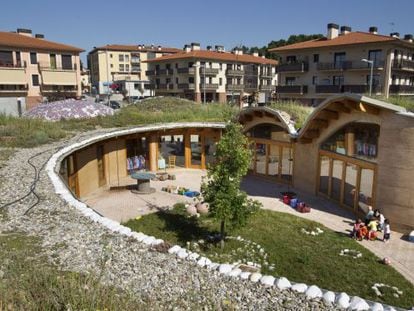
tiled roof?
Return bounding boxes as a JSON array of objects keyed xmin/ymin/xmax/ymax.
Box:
[
  {"xmin": 90, "ymin": 44, "xmax": 181, "ymax": 54},
  {"xmin": 0, "ymin": 31, "xmax": 84, "ymax": 53},
  {"xmin": 269, "ymin": 32, "xmax": 401, "ymax": 52},
  {"xmin": 145, "ymin": 50, "xmax": 278, "ymax": 65}
]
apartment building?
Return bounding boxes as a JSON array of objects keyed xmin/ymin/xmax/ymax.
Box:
[
  {"xmin": 0, "ymin": 28, "xmax": 83, "ymax": 111},
  {"xmin": 145, "ymin": 43, "xmax": 277, "ymax": 103},
  {"xmin": 270, "ymin": 24, "xmax": 414, "ymax": 105},
  {"xmin": 87, "ymin": 45, "xmax": 180, "ymax": 96}
]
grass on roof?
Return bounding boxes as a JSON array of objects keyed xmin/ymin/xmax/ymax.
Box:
[{"xmin": 268, "ymin": 100, "xmax": 313, "ymax": 129}]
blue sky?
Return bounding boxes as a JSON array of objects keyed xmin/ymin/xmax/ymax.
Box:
[{"xmin": 1, "ymin": 0, "xmax": 413, "ymax": 65}]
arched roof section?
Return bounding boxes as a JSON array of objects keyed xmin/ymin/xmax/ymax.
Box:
[
  {"xmin": 297, "ymin": 94, "xmax": 406, "ymax": 144},
  {"xmin": 238, "ymin": 106, "xmax": 297, "ymax": 136}
]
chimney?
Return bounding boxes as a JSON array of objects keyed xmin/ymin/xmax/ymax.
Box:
[
  {"xmin": 191, "ymin": 42, "xmax": 200, "ymax": 51},
  {"xmin": 390, "ymin": 32, "xmax": 400, "ymax": 38},
  {"xmin": 404, "ymin": 34, "xmax": 413, "ymax": 43},
  {"xmin": 157, "ymin": 45, "xmax": 162, "ymax": 51},
  {"xmin": 253, "ymin": 51, "xmax": 259, "ymax": 57},
  {"xmin": 138, "ymin": 44, "xmax": 142, "ymax": 50},
  {"xmin": 215, "ymin": 45, "xmax": 224, "ymax": 52},
  {"xmin": 340, "ymin": 26, "xmax": 352, "ymax": 35},
  {"xmin": 206, "ymin": 45, "xmax": 212, "ymax": 51},
  {"xmin": 16, "ymin": 28, "xmax": 32, "ymax": 37},
  {"xmin": 35, "ymin": 34, "xmax": 44, "ymax": 39},
  {"xmin": 327, "ymin": 23, "xmax": 339, "ymax": 40},
  {"xmin": 184, "ymin": 44, "xmax": 191, "ymax": 53},
  {"xmin": 369, "ymin": 26, "xmax": 378, "ymax": 34}
]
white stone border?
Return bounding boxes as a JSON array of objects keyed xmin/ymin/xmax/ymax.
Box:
[{"xmin": 46, "ymin": 125, "xmax": 404, "ymax": 311}]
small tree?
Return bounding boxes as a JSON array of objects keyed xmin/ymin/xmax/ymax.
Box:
[{"xmin": 202, "ymin": 120, "xmax": 261, "ymax": 248}]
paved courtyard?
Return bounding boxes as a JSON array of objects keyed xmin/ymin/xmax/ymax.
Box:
[{"xmin": 84, "ymin": 168, "xmax": 414, "ymax": 285}]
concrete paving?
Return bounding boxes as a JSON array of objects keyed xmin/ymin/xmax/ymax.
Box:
[{"xmin": 84, "ymin": 169, "xmax": 414, "ymax": 285}]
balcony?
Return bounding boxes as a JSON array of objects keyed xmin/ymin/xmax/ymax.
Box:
[
  {"xmin": 177, "ymin": 67, "xmax": 195, "ymax": 74},
  {"xmin": 200, "ymin": 67, "xmax": 219, "ymax": 75},
  {"xmin": 342, "ymin": 84, "xmax": 382, "ymax": 94},
  {"xmin": 226, "ymin": 69, "xmax": 244, "ymax": 76},
  {"xmin": 392, "ymin": 59, "xmax": 414, "ymax": 71},
  {"xmin": 0, "ymin": 84, "xmax": 28, "ymax": 94},
  {"xmin": 389, "ymin": 85, "xmax": 414, "ymax": 94},
  {"xmin": 244, "ymin": 84, "xmax": 258, "ymax": 92},
  {"xmin": 277, "ymin": 62, "xmax": 308, "ymax": 73},
  {"xmin": 315, "ymin": 85, "xmax": 342, "ymax": 93},
  {"xmin": 200, "ymin": 83, "xmax": 219, "ymax": 90},
  {"xmin": 260, "ymin": 85, "xmax": 275, "ymax": 92},
  {"xmin": 157, "ymin": 69, "xmax": 174, "ymax": 75},
  {"xmin": 275, "ymin": 85, "xmax": 308, "ymax": 94},
  {"xmin": 131, "ymin": 66, "xmax": 141, "ymax": 73},
  {"xmin": 226, "ymin": 84, "xmax": 244, "ymax": 91},
  {"xmin": 40, "ymin": 85, "xmax": 78, "ymax": 93},
  {"xmin": 146, "ymin": 70, "xmax": 156, "ymax": 76},
  {"xmin": 178, "ymin": 83, "xmax": 195, "ymax": 90},
  {"xmin": 317, "ymin": 60, "xmax": 384, "ymax": 71},
  {"xmin": 145, "ymin": 84, "xmax": 155, "ymax": 89},
  {"xmin": 131, "ymin": 57, "xmax": 141, "ymax": 64},
  {"xmin": 39, "ymin": 64, "xmax": 77, "ymax": 86}
]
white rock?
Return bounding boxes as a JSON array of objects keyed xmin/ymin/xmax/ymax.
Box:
[
  {"xmin": 119, "ymin": 227, "xmax": 131, "ymax": 235},
  {"xmin": 322, "ymin": 291, "xmax": 335, "ymax": 304},
  {"xmin": 204, "ymin": 258, "xmax": 212, "ymax": 266},
  {"xmin": 228, "ymin": 268, "xmax": 242, "ymax": 278},
  {"xmin": 188, "ymin": 252, "xmax": 200, "ymax": 261},
  {"xmin": 408, "ymin": 231, "xmax": 414, "ymax": 242},
  {"xmin": 136, "ymin": 234, "xmax": 148, "ymax": 242},
  {"xmin": 151, "ymin": 239, "xmax": 164, "ymax": 245},
  {"xmin": 336, "ymin": 292, "xmax": 350, "ymax": 309},
  {"xmin": 291, "ymin": 283, "xmax": 308, "ymax": 293},
  {"xmin": 218, "ymin": 264, "xmax": 233, "ymax": 275},
  {"xmin": 349, "ymin": 296, "xmax": 369, "ymax": 310},
  {"xmin": 176, "ymin": 249, "xmax": 188, "ymax": 259},
  {"xmin": 250, "ymin": 273, "xmax": 262, "ymax": 283},
  {"xmin": 239, "ymin": 272, "xmax": 251, "ymax": 280},
  {"xmin": 168, "ymin": 245, "xmax": 181, "ymax": 254},
  {"xmin": 384, "ymin": 307, "xmax": 396, "ymax": 311},
  {"xmin": 305, "ymin": 285, "xmax": 323, "ymax": 299},
  {"xmin": 259, "ymin": 275, "xmax": 275, "ymax": 286},
  {"xmin": 370, "ymin": 303, "xmax": 384, "ymax": 311},
  {"xmin": 370, "ymin": 302, "xmax": 384, "ymax": 311},
  {"xmin": 142, "ymin": 236, "xmax": 156, "ymax": 245},
  {"xmin": 196, "ymin": 257, "xmax": 207, "ymax": 267},
  {"xmin": 276, "ymin": 277, "xmax": 292, "ymax": 290},
  {"xmin": 131, "ymin": 232, "xmax": 145, "ymax": 240},
  {"xmin": 207, "ymin": 262, "xmax": 219, "ymax": 270}
]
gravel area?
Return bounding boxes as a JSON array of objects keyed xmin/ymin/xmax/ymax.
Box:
[{"xmin": 0, "ymin": 130, "xmax": 341, "ymax": 310}]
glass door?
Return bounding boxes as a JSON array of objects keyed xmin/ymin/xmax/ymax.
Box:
[{"xmin": 190, "ymin": 134, "xmax": 202, "ymax": 168}]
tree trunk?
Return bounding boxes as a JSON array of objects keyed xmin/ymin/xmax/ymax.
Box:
[{"xmin": 220, "ymin": 220, "xmax": 225, "ymax": 249}]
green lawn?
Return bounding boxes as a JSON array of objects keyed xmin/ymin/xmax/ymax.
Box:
[{"xmin": 124, "ymin": 205, "xmax": 414, "ymax": 309}]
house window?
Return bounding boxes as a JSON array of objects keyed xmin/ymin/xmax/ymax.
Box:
[
  {"xmin": 219, "ymin": 63, "xmax": 223, "ymax": 70},
  {"xmin": 119, "ymin": 54, "xmax": 124, "ymax": 62},
  {"xmin": 368, "ymin": 50, "xmax": 382, "ymax": 67},
  {"xmin": 175, "ymin": 63, "xmax": 178, "ymax": 68},
  {"xmin": 286, "ymin": 56, "xmax": 296, "ymax": 63},
  {"xmin": 62, "ymin": 55, "xmax": 72, "ymax": 70},
  {"xmin": 125, "ymin": 55, "xmax": 129, "ymax": 62},
  {"xmin": 126, "ymin": 64, "xmax": 130, "ymax": 71},
  {"xmin": 134, "ymin": 83, "xmax": 139, "ymax": 90},
  {"xmin": 15, "ymin": 51, "xmax": 21, "ymax": 66},
  {"xmin": 110, "ymin": 54, "xmax": 113, "ymax": 58},
  {"xmin": 312, "ymin": 76, "xmax": 318, "ymax": 85},
  {"xmin": 30, "ymin": 52, "xmax": 37, "ymax": 64},
  {"xmin": 175, "ymin": 77, "xmax": 178, "ymax": 84},
  {"xmin": 313, "ymin": 54, "xmax": 319, "ymax": 63},
  {"xmin": 32, "ymin": 74, "xmax": 39, "ymax": 86},
  {"xmin": 333, "ymin": 75, "xmax": 344, "ymax": 86},
  {"xmin": 219, "ymin": 78, "xmax": 222, "ymax": 86},
  {"xmin": 110, "ymin": 64, "xmax": 113, "ymax": 68},
  {"xmin": 50, "ymin": 54, "xmax": 57, "ymax": 69},
  {"xmin": 208, "ymin": 77, "xmax": 212, "ymax": 84},
  {"xmin": 0, "ymin": 50, "xmax": 13, "ymax": 66},
  {"xmin": 119, "ymin": 64, "xmax": 124, "ymax": 71},
  {"xmin": 189, "ymin": 77, "xmax": 194, "ymax": 83},
  {"xmin": 285, "ymin": 77, "xmax": 295, "ymax": 85},
  {"xmin": 334, "ymin": 52, "xmax": 346, "ymax": 69}
]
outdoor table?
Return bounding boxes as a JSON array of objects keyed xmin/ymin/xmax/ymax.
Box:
[{"xmin": 130, "ymin": 171, "xmax": 156, "ymax": 194}]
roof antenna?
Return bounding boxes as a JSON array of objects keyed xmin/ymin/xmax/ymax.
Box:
[{"xmin": 389, "ymin": 22, "xmax": 395, "ymax": 33}]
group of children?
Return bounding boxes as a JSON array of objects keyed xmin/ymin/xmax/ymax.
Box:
[{"xmin": 350, "ymin": 206, "xmax": 391, "ymax": 242}]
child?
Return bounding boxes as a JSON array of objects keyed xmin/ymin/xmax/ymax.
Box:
[
  {"xmin": 383, "ymin": 219, "xmax": 391, "ymax": 242},
  {"xmin": 378, "ymin": 211, "xmax": 385, "ymax": 232},
  {"xmin": 364, "ymin": 206, "xmax": 374, "ymax": 226},
  {"xmin": 351, "ymin": 219, "xmax": 362, "ymax": 239},
  {"xmin": 367, "ymin": 218, "xmax": 378, "ymax": 240},
  {"xmin": 357, "ymin": 223, "xmax": 368, "ymax": 240}
]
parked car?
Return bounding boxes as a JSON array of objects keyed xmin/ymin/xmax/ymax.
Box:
[{"xmin": 109, "ymin": 101, "xmax": 121, "ymax": 109}]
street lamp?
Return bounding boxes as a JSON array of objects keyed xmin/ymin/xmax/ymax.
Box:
[
  {"xmin": 362, "ymin": 58, "xmax": 374, "ymax": 96},
  {"xmin": 192, "ymin": 64, "xmax": 206, "ymax": 104}
]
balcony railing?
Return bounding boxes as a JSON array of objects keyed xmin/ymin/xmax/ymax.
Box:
[
  {"xmin": 200, "ymin": 83, "xmax": 219, "ymax": 90},
  {"xmin": 200, "ymin": 67, "xmax": 219, "ymax": 75},
  {"xmin": 389, "ymin": 84, "xmax": 414, "ymax": 94},
  {"xmin": 131, "ymin": 66, "xmax": 141, "ymax": 73},
  {"xmin": 275, "ymin": 85, "xmax": 308, "ymax": 94},
  {"xmin": 317, "ymin": 60, "xmax": 384, "ymax": 71},
  {"xmin": 244, "ymin": 84, "xmax": 258, "ymax": 91},
  {"xmin": 259, "ymin": 71, "xmax": 273, "ymax": 78},
  {"xmin": 392, "ymin": 59, "xmax": 414, "ymax": 71},
  {"xmin": 145, "ymin": 84, "xmax": 155, "ymax": 89},
  {"xmin": 39, "ymin": 63, "xmax": 77, "ymax": 71},
  {"xmin": 178, "ymin": 83, "xmax": 195, "ymax": 90},
  {"xmin": 157, "ymin": 69, "xmax": 174, "ymax": 75},
  {"xmin": 145, "ymin": 70, "xmax": 156, "ymax": 76},
  {"xmin": 40, "ymin": 85, "xmax": 78, "ymax": 93},
  {"xmin": 226, "ymin": 84, "xmax": 244, "ymax": 91},
  {"xmin": 277, "ymin": 62, "xmax": 308, "ymax": 73},
  {"xmin": 131, "ymin": 57, "xmax": 140, "ymax": 64},
  {"xmin": 0, "ymin": 84, "xmax": 28, "ymax": 93},
  {"xmin": 260, "ymin": 85, "xmax": 275, "ymax": 91},
  {"xmin": 226, "ymin": 69, "xmax": 244, "ymax": 76},
  {"xmin": 315, "ymin": 85, "xmax": 342, "ymax": 93},
  {"xmin": 177, "ymin": 67, "xmax": 195, "ymax": 74},
  {"xmin": 0, "ymin": 61, "xmax": 26, "ymax": 68}
]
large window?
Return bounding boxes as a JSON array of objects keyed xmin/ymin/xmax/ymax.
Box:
[
  {"xmin": 368, "ymin": 50, "xmax": 383, "ymax": 67},
  {"xmin": 30, "ymin": 52, "xmax": 37, "ymax": 64},
  {"xmin": 159, "ymin": 135, "xmax": 185, "ymax": 167},
  {"xmin": 62, "ymin": 55, "xmax": 72, "ymax": 70},
  {"xmin": 321, "ymin": 122, "xmax": 379, "ymax": 162},
  {"xmin": 0, "ymin": 50, "xmax": 13, "ymax": 66},
  {"xmin": 32, "ymin": 74, "xmax": 39, "ymax": 86},
  {"xmin": 126, "ymin": 137, "xmax": 149, "ymax": 172}
]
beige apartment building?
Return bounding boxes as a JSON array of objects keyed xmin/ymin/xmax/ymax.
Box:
[
  {"xmin": 0, "ymin": 28, "xmax": 83, "ymax": 111},
  {"xmin": 271, "ymin": 24, "xmax": 414, "ymax": 105},
  {"xmin": 145, "ymin": 43, "xmax": 277, "ymax": 103},
  {"xmin": 87, "ymin": 45, "xmax": 180, "ymax": 96}
]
